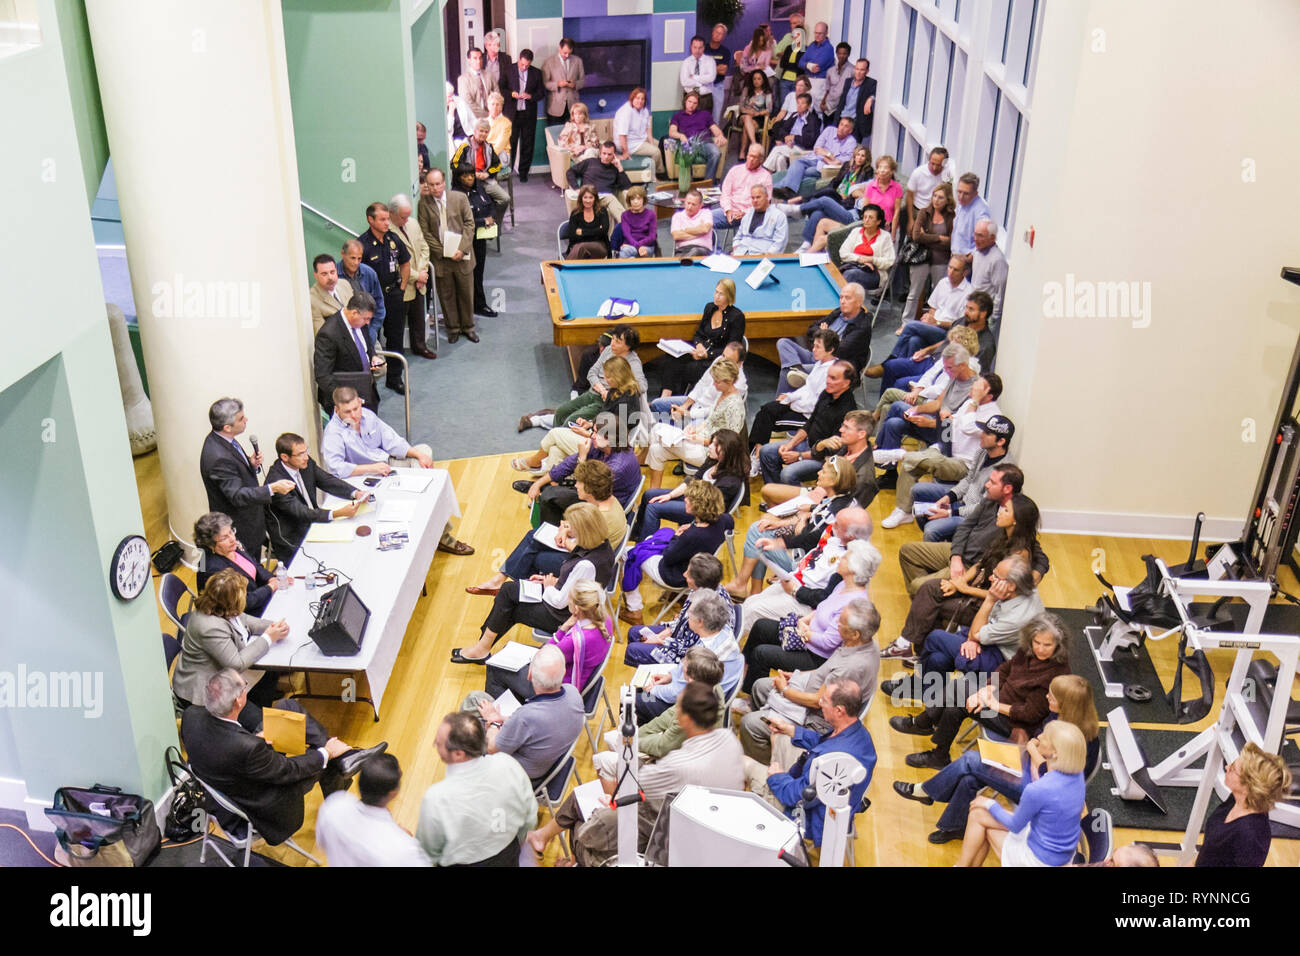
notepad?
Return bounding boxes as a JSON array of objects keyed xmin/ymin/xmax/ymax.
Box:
[
  {"xmin": 262, "ymin": 708, "xmax": 306, "ymax": 756},
  {"xmin": 394, "ymin": 471, "xmax": 435, "ymax": 493},
  {"xmin": 571, "ymin": 779, "xmax": 608, "ymax": 822},
  {"xmin": 305, "ymin": 523, "xmax": 355, "ymax": 543},
  {"xmin": 799, "ymin": 251, "xmax": 830, "ymax": 267},
  {"xmin": 488, "ymin": 641, "xmax": 539, "ymax": 671},
  {"xmin": 495, "ymin": 689, "xmax": 523, "ymax": 718},
  {"xmin": 977, "ymin": 738, "xmax": 1024, "ymax": 777},
  {"xmin": 533, "ymin": 522, "xmax": 566, "ymax": 551},
  {"xmin": 518, "ymin": 579, "xmax": 545, "ymax": 603},
  {"xmin": 701, "ymin": 253, "xmax": 740, "ymax": 274},
  {"xmin": 913, "ymin": 502, "xmax": 938, "ymax": 518},
  {"xmin": 442, "ymin": 230, "xmax": 463, "ymax": 256},
  {"xmin": 656, "ymin": 338, "xmax": 695, "ymax": 358},
  {"xmin": 376, "ymin": 501, "xmax": 415, "ymax": 523},
  {"xmin": 631, "ymin": 663, "xmax": 674, "ymax": 689},
  {"xmin": 475, "ymin": 224, "xmax": 498, "ymax": 240},
  {"xmin": 768, "ymin": 494, "xmax": 813, "ymax": 518}
]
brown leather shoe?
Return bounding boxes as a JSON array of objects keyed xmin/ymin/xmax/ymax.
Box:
[
  {"xmin": 414, "ymin": 348, "xmax": 437, "ymax": 359},
  {"xmin": 465, "ymin": 331, "xmax": 481, "ymax": 343},
  {"xmin": 447, "ymin": 332, "xmax": 460, "ymax": 343},
  {"xmin": 518, "ymin": 414, "xmax": 534, "ymax": 433},
  {"xmin": 618, "ymin": 607, "xmax": 644, "ymax": 626},
  {"xmin": 863, "ymin": 364, "xmax": 884, "ymax": 379}
]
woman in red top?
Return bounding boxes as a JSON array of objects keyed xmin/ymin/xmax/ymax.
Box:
[{"xmin": 836, "ymin": 203, "xmax": 896, "ymax": 291}]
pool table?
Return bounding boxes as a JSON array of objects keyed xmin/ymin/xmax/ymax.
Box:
[{"xmin": 539, "ymin": 255, "xmax": 846, "ymax": 367}]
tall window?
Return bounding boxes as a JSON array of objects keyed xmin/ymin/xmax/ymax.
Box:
[
  {"xmin": 0, "ymin": 0, "xmax": 41, "ymax": 58},
  {"xmin": 848, "ymin": 0, "xmax": 1041, "ymax": 240}
]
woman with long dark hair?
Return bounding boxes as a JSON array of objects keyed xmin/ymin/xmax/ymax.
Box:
[{"xmin": 632, "ymin": 428, "xmax": 748, "ymax": 540}]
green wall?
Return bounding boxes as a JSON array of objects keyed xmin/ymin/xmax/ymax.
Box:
[
  {"xmin": 53, "ymin": 0, "xmax": 109, "ymax": 206},
  {"xmin": 283, "ymin": 0, "xmax": 418, "ymax": 269},
  {"xmin": 0, "ymin": 0, "xmax": 177, "ymax": 814},
  {"xmin": 411, "ymin": 0, "xmax": 450, "ymax": 174}
]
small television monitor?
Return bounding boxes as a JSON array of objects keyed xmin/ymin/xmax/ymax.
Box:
[{"xmin": 573, "ymin": 39, "xmax": 647, "ymax": 94}]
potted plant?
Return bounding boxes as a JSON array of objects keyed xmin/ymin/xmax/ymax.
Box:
[{"xmin": 676, "ymin": 133, "xmax": 710, "ymax": 192}]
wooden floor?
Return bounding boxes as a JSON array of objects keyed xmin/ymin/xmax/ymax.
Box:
[{"xmin": 136, "ymin": 449, "xmax": 1300, "ymax": 866}]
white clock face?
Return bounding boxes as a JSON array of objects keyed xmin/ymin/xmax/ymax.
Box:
[{"xmin": 111, "ymin": 535, "xmax": 151, "ymax": 600}]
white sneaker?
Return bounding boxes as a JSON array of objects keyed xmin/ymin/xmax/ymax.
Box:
[
  {"xmin": 570, "ymin": 389, "xmax": 580, "ymax": 400},
  {"xmin": 729, "ymin": 697, "xmax": 752, "ymax": 716},
  {"xmin": 796, "ymin": 240, "xmax": 811, "ymax": 252},
  {"xmin": 881, "ymin": 637, "xmax": 916, "ymax": 660},
  {"xmin": 881, "ymin": 507, "xmax": 914, "ymax": 529},
  {"xmin": 777, "ymin": 204, "xmax": 802, "ymax": 219},
  {"xmin": 873, "ymin": 447, "xmax": 907, "ymax": 466},
  {"xmin": 785, "ymin": 369, "xmax": 808, "ymax": 388},
  {"xmin": 749, "ymin": 452, "xmax": 761, "ymax": 478},
  {"xmin": 533, "ymin": 414, "xmax": 555, "ymax": 428}
]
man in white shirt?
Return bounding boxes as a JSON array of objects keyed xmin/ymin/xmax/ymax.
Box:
[
  {"xmin": 730, "ymin": 184, "xmax": 788, "ymax": 255},
  {"xmin": 316, "ymin": 753, "xmax": 430, "ymax": 866},
  {"xmin": 748, "ymin": 328, "xmax": 837, "ymax": 466},
  {"xmin": 873, "ymin": 255, "xmax": 971, "ymax": 376},
  {"xmin": 612, "ymin": 87, "xmax": 660, "ymax": 174},
  {"xmin": 883, "ymin": 373, "xmax": 1004, "ymax": 528},
  {"xmin": 904, "ymin": 145, "xmax": 953, "ymax": 229},
  {"xmin": 970, "ymin": 217, "xmax": 1009, "ymax": 325},
  {"xmin": 322, "ymin": 386, "xmax": 474, "ymax": 556},
  {"xmin": 679, "ymin": 35, "xmax": 714, "ymax": 110},
  {"xmin": 651, "ymin": 341, "xmax": 749, "ymax": 422}
]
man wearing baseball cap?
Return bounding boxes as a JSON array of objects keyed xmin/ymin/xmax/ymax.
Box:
[{"xmin": 882, "ymin": 375, "xmax": 1004, "ymax": 530}]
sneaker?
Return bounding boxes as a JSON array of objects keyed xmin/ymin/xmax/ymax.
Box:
[
  {"xmin": 881, "ymin": 637, "xmax": 916, "ymax": 659},
  {"xmin": 533, "ymin": 414, "xmax": 555, "ymax": 429},
  {"xmin": 873, "ymin": 447, "xmax": 907, "ymax": 466},
  {"xmin": 785, "ymin": 369, "xmax": 808, "ymax": 388},
  {"xmin": 729, "ymin": 697, "xmax": 752, "ymax": 716},
  {"xmin": 881, "ymin": 507, "xmax": 914, "ymax": 529},
  {"xmin": 570, "ymin": 389, "xmax": 580, "ymax": 400},
  {"xmin": 749, "ymin": 453, "xmax": 761, "ymax": 478}
]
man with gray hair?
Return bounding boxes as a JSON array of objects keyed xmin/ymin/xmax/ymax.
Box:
[
  {"xmin": 777, "ymin": 282, "xmax": 871, "ymax": 392},
  {"xmin": 465, "ymin": 644, "xmax": 585, "ymax": 783},
  {"xmin": 179, "ymin": 669, "xmax": 384, "ymax": 846},
  {"xmin": 970, "ymin": 217, "xmax": 1008, "ymax": 326},
  {"xmin": 388, "ymin": 193, "xmax": 436, "ymax": 361},
  {"xmin": 738, "ymin": 596, "xmax": 881, "ymax": 763},
  {"xmin": 452, "ymin": 118, "xmax": 510, "ymax": 209},
  {"xmin": 873, "ymin": 343, "xmax": 975, "ymax": 466},
  {"xmin": 637, "ymin": 589, "xmax": 741, "ymax": 721},
  {"xmin": 200, "ymin": 398, "xmax": 295, "ymax": 556},
  {"xmin": 337, "ymin": 236, "xmax": 385, "ymax": 348}
]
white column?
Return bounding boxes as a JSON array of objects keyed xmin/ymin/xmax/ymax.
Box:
[{"xmin": 86, "ymin": 0, "xmax": 316, "ymax": 548}]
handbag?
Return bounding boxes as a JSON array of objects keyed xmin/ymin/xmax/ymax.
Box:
[
  {"xmin": 45, "ymin": 784, "xmax": 161, "ymax": 867},
  {"xmin": 151, "ymin": 540, "xmax": 184, "ymax": 573},
  {"xmin": 776, "ymin": 611, "xmax": 807, "ymax": 651},
  {"xmin": 899, "ymin": 234, "xmax": 930, "ymax": 266},
  {"xmin": 163, "ymin": 746, "xmax": 208, "ymax": 841}
]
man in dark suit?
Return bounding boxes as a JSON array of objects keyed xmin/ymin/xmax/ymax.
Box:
[
  {"xmin": 265, "ymin": 432, "xmax": 367, "ymax": 562},
  {"xmin": 181, "ymin": 669, "xmax": 384, "ymax": 846},
  {"xmin": 834, "ymin": 58, "xmax": 876, "ymax": 144},
  {"xmin": 201, "ymin": 398, "xmax": 296, "ymax": 557},
  {"xmin": 502, "ymin": 48, "xmax": 544, "ymax": 182},
  {"xmin": 313, "ymin": 290, "xmax": 381, "ymax": 415},
  {"xmin": 764, "ymin": 92, "xmax": 822, "ymax": 173}
]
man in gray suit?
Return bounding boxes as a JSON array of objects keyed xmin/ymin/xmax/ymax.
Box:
[
  {"xmin": 542, "ymin": 37, "xmax": 584, "ymax": 126},
  {"xmin": 417, "ymin": 167, "xmax": 478, "ymax": 342}
]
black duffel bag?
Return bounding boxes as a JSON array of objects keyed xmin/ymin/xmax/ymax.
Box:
[{"xmin": 45, "ymin": 783, "xmax": 161, "ymax": 867}]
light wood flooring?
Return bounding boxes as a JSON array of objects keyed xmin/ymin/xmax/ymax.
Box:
[{"xmin": 135, "ymin": 449, "xmax": 1300, "ymax": 866}]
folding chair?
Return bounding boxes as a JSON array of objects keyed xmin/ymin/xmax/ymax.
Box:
[
  {"xmin": 533, "ymin": 742, "xmax": 582, "ymax": 860},
  {"xmin": 623, "ymin": 475, "xmax": 645, "ymax": 524},
  {"xmin": 722, "ymin": 484, "xmax": 746, "ymax": 576},
  {"xmin": 578, "ymin": 638, "xmax": 618, "ymax": 755},
  {"xmin": 159, "ymin": 573, "xmax": 195, "ymax": 638},
  {"xmin": 605, "ymin": 524, "xmax": 635, "ymax": 630},
  {"xmin": 1073, "ymin": 807, "xmax": 1113, "ymax": 865},
  {"xmin": 190, "ymin": 770, "xmax": 321, "ymax": 867}
]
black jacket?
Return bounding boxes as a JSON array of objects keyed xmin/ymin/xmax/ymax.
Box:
[
  {"xmin": 197, "ymin": 549, "xmax": 272, "ymax": 616},
  {"xmin": 805, "ymin": 307, "xmax": 872, "ymax": 372},
  {"xmin": 180, "ymin": 706, "xmax": 325, "ymax": 846},
  {"xmin": 835, "ymin": 75, "xmax": 877, "ymax": 142},
  {"xmin": 772, "ymin": 108, "xmax": 822, "ymax": 151},
  {"xmin": 313, "ymin": 312, "xmax": 379, "ymax": 412},
  {"xmin": 501, "ymin": 63, "xmax": 544, "ymax": 120},
  {"xmin": 200, "ymin": 431, "xmax": 272, "ymax": 555},
  {"xmin": 803, "ymin": 387, "xmax": 858, "ymax": 450},
  {"xmin": 265, "ymin": 456, "xmax": 359, "ymax": 562}
]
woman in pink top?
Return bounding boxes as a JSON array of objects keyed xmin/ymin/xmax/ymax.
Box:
[{"xmin": 859, "ymin": 155, "xmax": 904, "ymax": 232}]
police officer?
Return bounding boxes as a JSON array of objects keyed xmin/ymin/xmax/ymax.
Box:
[{"xmin": 358, "ymin": 202, "xmax": 411, "ymax": 394}]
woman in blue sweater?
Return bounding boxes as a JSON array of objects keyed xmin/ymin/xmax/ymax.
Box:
[{"xmin": 955, "ymin": 720, "xmax": 1087, "ymax": 867}]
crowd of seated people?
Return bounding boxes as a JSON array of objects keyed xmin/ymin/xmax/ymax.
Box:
[{"xmin": 170, "ymin": 27, "xmax": 1297, "ymax": 873}]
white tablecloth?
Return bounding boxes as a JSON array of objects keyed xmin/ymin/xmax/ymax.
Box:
[{"xmin": 259, "ymin": 469, "xmax": 459, "ymax": 716}]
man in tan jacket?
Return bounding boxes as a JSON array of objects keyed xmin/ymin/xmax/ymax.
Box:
[
  {"xmin": 390, "ymin": 194, "xmax": 436, "ymax": 359},
  {"xmin": 542, "ymin": 38, "xmax": 584, "ymax": 126},
  {"xmin": 309, "ymin": 255, "xmax": 354, "ymax": 334},
  {"xmin": 417, "ymin": 168, "xmax": 479, "ymax": 343}
]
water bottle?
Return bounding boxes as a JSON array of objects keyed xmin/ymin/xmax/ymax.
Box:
[
  {"xmin": 276, "ymin": 564, "xmax": 289, "ymax": 588},
  {"xmin": 304, "ymin": 572, "xmax": 316, "ymax": 591}
]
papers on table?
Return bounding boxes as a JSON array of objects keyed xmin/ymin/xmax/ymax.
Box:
[
  {"xmin": 571, "ymin": 779, "xmax": 608, "ymax": 822},
  {"xmin": 758, "ymin": 551, "xmax": 795, "ymax": 582},
  {"xmin": 701, "ymin": 253, "xmax": 740, "ymax": 274},
  {"xmin": 745, "ymin": 257, "xmax": 776, "ymax": 290},
  {"xmin": 393, "ymin": 471, "xmax": 435, "ymax": 493},
  {"xmin": 631, "ymin": 663, "xmax": 674, "ymax": 689},
  {"xmin": 799, "ymin": 251, "xmax": 830, "ymax": 267},
  {"xmin": 305, "ymin": 523, "xmax": 355, "ymax": 543},
  {"xmin": 376, "ymin": 501, "xmax": 416, "ymax": 523},
  {"xmin": 977, "ymin": 738, "xmax": 1024, "ymax": 777},
  {"xmin": 442, "ymin": 230, "xmax": 463, "ymax": 256},
  {"xmin": 598, "ymin": 297, "xmax": 640, "ymax": 318},
  {"xmin": 768, "ymin": 494, "xmax": 813, "ymax": 518},
  {"xmin": 487, "ymin": 641, "xmax": 539, "ymax": 671},
  {"xmin": 656, "ymin": 338, "xmax": 695, "ymax": 358},
  {"xmin": 533, "ymin": 522, "xmax": 567, "ymax": 551},
  {"xmin": 518, "ymin": 579, "xmax": 545, "ymax": 603},
  {"xmin": 495, "ymin": 688, "xmax": 523, "ymax": 718}
]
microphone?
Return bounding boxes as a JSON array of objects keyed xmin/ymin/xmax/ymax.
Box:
[{"xmin": 249, "ymin": 434, "xmax": 262, "ymax": 475}]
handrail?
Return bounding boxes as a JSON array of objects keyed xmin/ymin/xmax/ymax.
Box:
[{"xmin": 301, "ymin": 200, "xmax": 358, "ymax": 235}]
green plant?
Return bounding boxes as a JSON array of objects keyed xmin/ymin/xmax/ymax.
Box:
[{"xmin": 699, "ymin": 0, "xmax": 746, "ymax": 31}]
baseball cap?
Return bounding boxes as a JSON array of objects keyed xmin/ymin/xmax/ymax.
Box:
[{"xmin": 978, "ymin": 414, "xmax": 1014, "ymax": 442}]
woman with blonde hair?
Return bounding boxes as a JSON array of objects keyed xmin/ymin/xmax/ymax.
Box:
[
  {"xmin": 1195, "ymin": 742, "xmax": 1293, "ymax": 867},
  {"xmin": 956, "ymin": 719, "xmax": 1088, "ymax": 867},
  {"xmin": 656, "ymin": 279, "xmax": 746, "ymax": 398},
  {"xmin": 486, "ymin": 579, "xmax": 614, "ymax": 700},
  {"xmin": 619, "ymin": 482, "xmax": 733, "ymax": 625},
  {"xmin": 514, "ymin": 356, "xmax": 642, "ymax": 473},
  {"xmin": 557, "ymin": 101, "xmax": 600, "ymax": 162},
  {"xmin": 452, "ymin": 502, "xmax": 616, "ymax": 664},
  {"xmin": 644, "ymin": 359, "xmax": 745, "ymax": 489},
  {"xmin": 486, "ymin": 91, "xmax": 512, "ymax": 159}
]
